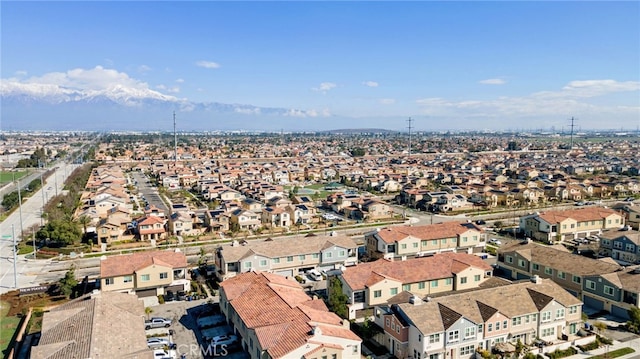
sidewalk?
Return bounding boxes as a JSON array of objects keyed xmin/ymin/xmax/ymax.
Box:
[{"xmin": 564, "ymin": 337, "xmax": 640, "ymax": 359}]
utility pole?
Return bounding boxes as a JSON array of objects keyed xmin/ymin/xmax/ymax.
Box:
[
  {"xmin": 407, "ymin": 117, "xmax": 413, "ymax": 157},
  {"xmin": 568, "ymin": 117, "xmax": 577, "ymax": 149},
  {"xmin": 12, "ymin": 224, "xmax": 17, "ymax": 288},
  {"xmin": 17, "ymin": 178, "xmax": 24, "ymax": 240},
  {"xmin": 41, "ymin": 172, "xmax": 46, "ymax": 226}
]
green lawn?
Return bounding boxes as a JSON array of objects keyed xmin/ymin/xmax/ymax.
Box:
[
  {"xmin": 588, "ymin": 347, "xmax": 635, "ymax": 359},
  {"xmin": 0, "ymin": 171, "xmax": 28, "ymax": 185},
  {"xmin": 0, "ymin": 301, "xmax": 21, "ymax": 357}
]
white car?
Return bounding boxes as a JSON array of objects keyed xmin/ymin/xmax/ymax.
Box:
[
  {"xmin": 147, "ymin": 337, "xmax": 171, "ymax": 349},
  {"xmin": 489, "ymin": 238, "xmax": 502, "ymax": 245},
  {"xmin": 153, "ymin": 349, "xmax": 176, "ymax": 359},
  {"xmin": 307, "ymin": 269, "xmax": 322, "ymax": 281}
]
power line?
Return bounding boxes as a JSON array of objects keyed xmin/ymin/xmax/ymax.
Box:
[{"xmin": 568, "ymin": 117, "xmax": 577, "ymax": 149}]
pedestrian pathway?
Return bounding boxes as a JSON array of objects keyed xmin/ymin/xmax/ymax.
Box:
[{"xmin": 564, "ymin": 337, "xmax": 640, "ymax": 359}]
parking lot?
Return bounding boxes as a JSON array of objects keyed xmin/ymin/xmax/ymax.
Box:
[{"xmin": 148, "ymin": 298, "xmax": 249, "ymax": 359}]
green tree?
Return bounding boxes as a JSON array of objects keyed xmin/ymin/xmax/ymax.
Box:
[
  {"xmin": 77, "ymin": 215, "xmax": 91, "ymax": 237},
  {"xmin": 327, "ymin": 276, "xmax": 349, "ymax": 319},
  {"xmin": 145, "ymin": 306, "xmax": 153, "ymax": 320},
  {"xmin": 626, "ymin": 306, "xmax": 640, "ymax": 334},
  {"xmin": 198, "ymin": 247, "xmax": 208, "ymax": 266},
  {"xmin": 36, "ymin": 219, "xmax": 82, "ymax": 246},
  {"xmin": 59, "ymin": 265, "xmax": 78, "ymax": 299}
]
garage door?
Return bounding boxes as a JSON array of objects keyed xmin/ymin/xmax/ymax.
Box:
[
  {"xmin": 275, "ymin": 269, "xmax": 294, "ymax": 277},
  {"xmin": 516, "ymin": 272, "xmax": 530, "ymax": 280},
  {"xmin": 165, "ymin": 285, "xmax": 184, "ymax": 293},
  {"xmin": 136, "ymin": 288, "xmax": 158, "ymax": 298},
  {"xmin": 583, "ymin": 295, "xmax": 604, "ymax": 311},
  {"xmin": 611, "ymin": 305, "xmax": 630, "ymax": 320}
]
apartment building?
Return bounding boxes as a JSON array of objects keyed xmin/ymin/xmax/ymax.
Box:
[
  {"xmin": 219, "ymin": 271, "xmax": 362, "ymax": 359},
  {"xmin": 599, "ymin": 230, "xmax": 640, "ymax": 264},
  {"xmin": 365, "ymin": 222, "xmax": 485, "ymax": 260},
  {"xmin": 373, "ymin": 278, "xmax": 582, "ymax": 359},
  {"xmin": 214, "ymin": 234, "xmax": 359, "ymax": 281},
  {"xmin": 100, "ymin": 250, "xmax": 189, "ymax": 297},
  {"xmin": 335, "ymin": 252, "xmax": 492, "ymax": 319},
  {"xmin": 519, "ymin": 207, "xmax": 624, "ymax": 243}
]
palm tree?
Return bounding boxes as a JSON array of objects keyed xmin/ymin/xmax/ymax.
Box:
[
  {"xmin": 145, "ymin": 306, "xmax": 153, "ymax": 320},
  {"xmin": 77, "ymin": 215, "xmax": 91, "ymax": 236}
]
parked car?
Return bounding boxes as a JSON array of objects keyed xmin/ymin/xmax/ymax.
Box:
[
  {"xmin": 164, "ymin": 290, "xmax": 175, "ymax": 302},
  {"xmin": 209, "ymin": 334, "xmax": 238, "ymax": 349},
  {"xmin": 153, "ymin": 349, "xmax": 175, "ymax": 359},
  {"xmin": 489, "ymin": 238, "xmax": 502, "ymax": 245},
  {"xmin": 307, "ymin": 269, "xmax": 322, "ymax": 281},
  {"xmin": 177, "ymin": 291, "xmax": 187, "ymax": 301},
  {"xmin": 145, "ymin": 317, "xmax": 172, "ymax": 330},
  {"xmin": 147, "ymin": 337, "xmax": 171, "ymax": 349},
  {"xmin": 475, "ymin": 219, "xmax": 486, "ymax": 225}
]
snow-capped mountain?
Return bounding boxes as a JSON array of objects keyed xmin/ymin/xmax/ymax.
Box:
[{"xmin": 1, "ymin": 80, "xmax": 341, "ymax": 131}]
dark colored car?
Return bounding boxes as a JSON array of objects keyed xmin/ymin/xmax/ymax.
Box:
[{"xmin": 164, "ymin": 290, "xmax": 175, "ymax": 302}]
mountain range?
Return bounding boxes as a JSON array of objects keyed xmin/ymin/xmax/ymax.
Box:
[{"xmin": 0, "ymin": 82, "xmax": 365, "ymax": 132}]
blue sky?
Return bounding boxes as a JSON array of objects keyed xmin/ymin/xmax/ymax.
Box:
[{"xmin": 1, "ymin": 1, "xmax": 639, "ymax": 131}]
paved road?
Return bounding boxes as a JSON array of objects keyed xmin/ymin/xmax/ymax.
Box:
[
  {"xmin": 131, "ymin": 171, "xmax": 169, "ymax": 212},
  {"xmin": 0, "ymin": 162, "xmax": 79, "ymax": 293}
]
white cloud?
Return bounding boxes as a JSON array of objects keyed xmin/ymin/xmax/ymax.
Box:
[
  {"xmin": 415, "ymin": 79, "xmax": 639, "ymax": 123},
  {"xmin": 379, "ymin": 98, "xmax": 395, "ymax": 105},
  {"xmin": 235, "ymin": 107, "xmax": 261, "ymax": 115},
  {"xmin": 138, "ymin": 65, "xmax": 152, "ymax": 73},
  {"xmin": 479, "ymin": 78, "xmax": 506, "ymax": 85},
  {"xmin": 196, "ymin": 60, "xmax": 220, "ymax": 69},
  {"xmin": 175, "ymin": 78, "xmax": 185, "ymax": 83},
  {"xmin": 284, "ymin": 108, "xmax": 331, "ymax": 118},
  {"xmin": 311, "ymin": 82, "xmax": 337, "ymax": 94},
  {"xmin": 15, "ymin": 70, "xmax": 27, "ymax": 77},
  {"xmin": 363, "ymin": 81, "xmax": 379, "ymax": 87}
]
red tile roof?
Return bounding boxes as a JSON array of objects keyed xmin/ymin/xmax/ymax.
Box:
[
  {"xmin": 220, "ymin": 271, "xmax": 360, "ymax": 358},
  {"xmin": 538, "ymin": 207, "xmax": 620, "ymax": 224},
  {"xmin": 100, "ymin": 250, "xmax": 187, "ymax": 278},
  {"xmin": 341, "ymin": 252, "xmax": 492, "ymax": 290},
  {"xmin": 375, "ymin": 222, "xmax": 481, "ymax": 244}
]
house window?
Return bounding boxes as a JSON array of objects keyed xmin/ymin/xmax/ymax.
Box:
[
  {"xmin": 141, "ymin": 274, "xmax": 150, "ymax": 281},
  {"xmin": 123, "ymin": 275, "xmax": 132, "ymax": 283},
  {"xmin": 474, "ymin": 274, "xmax": 481, "ymax": 282},
  {"xmin": 390, "ymin": 287, "xmax": 398, "ymax": 295},
  {"xmin": 428, "ymin": 333, "xmax": 440, "ymax": 343},
  {"xmin": 557, "ymin": 271, "xmax": 566, "ymax": 279},
  {"xmin": 542, "ymin": 327, "xmax": 555, "ymax": 337},
  {"xmin": 460, "ymin": 277, "xmax": 467, "ymax": 284},
  {"xmin": 464, "ymin": 326, "xmax": 476, "ymax": 338},
  {"xmin": 586, "ymin": 280, "xmax": 596, "ymax": 290},
  {"xmin": 339, "ymin": 250, "xmax": 346, "ymax": 256},
  {"xmin": 260, "ymin": 259, "xmax": 267, "ymax": 267},
  {"xmin": 325, "ymin": 252, "xmax": 333, "ymax": 258},
  {"xmin": 518, "ymin": 259, "xmax": 526, "ymax": 268},
  {"xmin": 160, "ymin": 272, "xmax": 168, "ymax": 279},
  {"xmin": 604, "ymin": 285, "xmax": 615, "ymax": 296},
  {"xmin": 421, "ymin": 240, "xmax": 427, "ymax": 246},
  {"xmin": 386, "ymin": 318, "xmax": 390, "ymax": 327},
  {"xmin": 312, "ymin": 253, "xmax": 319, "ymax": 259},
  {"xmin": 572, "ymin": 275, "xmax": 581, "ymax": 284},
  {"xmin": 445, "ymin": 278, "xmax": 452, "ymax": 285},
  {"xmin": 373, "ymin": 290, "xmax": 382, "ymax": 298},
  {"xmin": 401, "ymin": 244, "xmax": 407, "ymax": 249},
  {"xmin": 556, "ymin": 308, "xmax": 565, "ymax": 319},
  {"xmin": 287, "ymin": 256, "xmax": 293, "ymax": 262},
  {"xmin": 429, "ymin": 355, "xmax": 439, "ymax": 359},
  {"xmin": 105, "ymin": 278, "xmax": 114, "ymax": 285},
  {"xmin": 418, "ymin": 282, "xmax": 426, "ymax": 289},
  {"xmin": 447, "ymin": 330, "xmax": 459, "ymax": 342},
  {"xmin": 402, "ymin": 284, "xmax": 410, "ymax": 291},
  {"xmin": 431, "ymin": 280, "xmax": 439, "ymax": 288},
  {"xmin": 488, "ymin": 323, "xmax": 493, "ymax": 332},
  {"xmin": 544, "ymin": 267, "xmax": 553, "ymax": 275},
  {"xmin": 542, "ymin": 311, "xmax": 551, "ymax": 322},
  {"xmin": 460, "ymin": 345, "xmax": 475, "ymax": 355},
  {"xmin": 496, "ymin": 321, "xmax": 500, "ymax": 330},
  {"xmin": 244, "ymin": 261, "xmax": 252, "ymax": 269},
  {"xmin": 272, "ymin": 258, "xmax": 280, "ymax": 263},
  {"xmin": 569, "ymin": 306, "xmax": 578, "ymax": 314},
  {"xmin": 533, "ymin": 263, "xmax": 540, "ymax": 271},
  {"xmin": 432, "ymin": 240, "xmax": 438, "ymax": 246},
  {"xmin": 413, "ymin": 243, "xmax": 418, "ymax": 248},
  {"xmin": 506, "ymin": 256, "xmax": 513, "ymax": 264},
  {"xmin": 512, "ymin": 317, "xmax": 521, "ymax": 326},
  {"xmin": 299, "ymin": 255, "xmax": 305, "ymax": 260}
]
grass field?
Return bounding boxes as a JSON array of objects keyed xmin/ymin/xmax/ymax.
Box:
[
  {"xmin": 589, "ymin": 347, "xmax": 635, "ymax": 358},
  {"xmin": 0, "ymin": 171, "xmax": 28, "ymax": 185},
  {"xmin": 0, "ymin": 301, "xmax": 21, "ymax": 356}
]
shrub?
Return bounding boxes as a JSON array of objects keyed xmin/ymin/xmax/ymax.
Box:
[
  {"xmin": 578, "ymin": 340, "xmax": 600, "ymax": 351},
  {"xmin": 158, "ymin": 295, "xmax": 165, "ymax": 304}
]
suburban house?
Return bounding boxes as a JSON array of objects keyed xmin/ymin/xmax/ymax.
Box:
[
  {"xmin": 214, "ymin": 234, "xmax": 359, "ymax": 281},
  {"xmin": 365, "ymin": 222, "xmax": 486, "ymax": 260},
  {"xmin": 100, "ymin": 250, "xmax": 189, "ymax": 298},
  {"xmin": 599, "ymin": 230, "xmax": 640, "ymax": 264},
  {"xmin": 229, "ymin": 209, "xmax": 261, "ymax": 231},
  {"xmin": 335, "ymin": 252, "xmax": 493, "ymax": 319},
  {"xmin": 496, "ymin": 240, "xmax": 639, "ymax": 318},
  {"xmin": 373, "ymin": 278, "xmax": 582, "ymax": 359},
  {"xmin": 168, "ymin": 210, "xmax": 194, "ymax": 236},
  {"xmin": 30, "ymin": 291, "xmax": 153, "ymax": 359},
  {"xmin": 519, "ymin": 207, "xmax": 624, "ymax": 243},
  {"xmin": 219, "ymin": 271, "xmax": 362, "ymax": 359},
  {"xmin": 135, "ymin": 215, "xmax": 167, "ymax": 241}
]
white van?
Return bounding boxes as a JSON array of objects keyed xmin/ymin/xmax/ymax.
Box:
[{"xmin": 307, "ymin": 269, "xmax": 322, "ymax": 281}]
